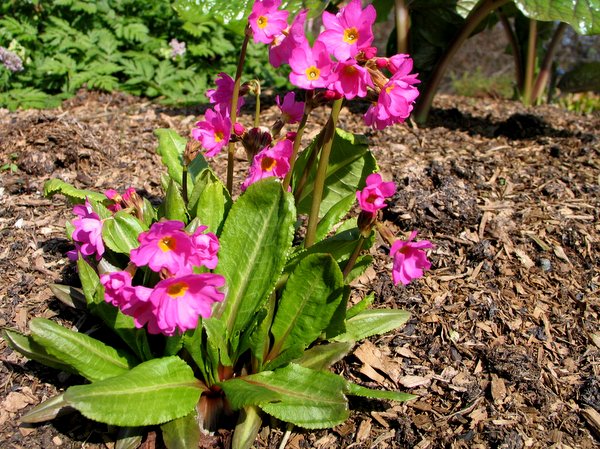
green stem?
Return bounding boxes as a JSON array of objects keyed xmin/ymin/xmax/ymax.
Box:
[
  {"xmin": 304, "ymin": 99, "xmax": 343, "ymax": 248},
  {"xmin": 497, "ymin": 8, "xmax": 524, "ymax": 92},
  {"xmin": 342, "ymin": 236, "xmax": 365, "ymax": 280},
  {"xmin": 254, "ymin": 82, "xmax": 261, "ymax": 128},
  {"xmin": 182, "ymin": 166, "xmax": 188, "ymax": 204},
  {"xmin": 293, "ymin": 128, "xmax": 325, "ymax": 203},
  {"xmin": 282, "ymin": 90, "xmax": 313, "ymax": 192},
  {"xmin": 394, "ymin": 0, "xmax": 410, "ymax": 55},
  {"xmin": 523, "ymin": 19, "xmax": 537, "ymax": 106},
  {"xmin": 226, "ymin": 27, "xmax": 251, "ymax": 194},
  {"xmin": 413, "ymin": 0, "xmax": 510, "ymax": 123},
  {"xmin": 531, "ymin": 22, "xmax": 567, "ymax": 104}
]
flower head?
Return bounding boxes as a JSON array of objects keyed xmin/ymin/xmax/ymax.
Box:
[
  {"xmin": 317, "ymin": 0, "xmax": 376, "ymax": 61},
  {"xmin": 145, "ymin": 274, "xmax": 226, "ymax": 335},
  {"xmin": 0, "ymin": 46, "xmax": 24, "ymax": 72},
  {"xmin": 130, "ymin": 221, "xmax": 195, "ymax": 275},
  {"xmin": 289, "ymin": 40, "xmax": 336, "ymax": 90},
  {"xmin": 249, "ymin": 0, "xmax": 290, "ymax": 44},
  {"xmin": 169, "ymin": 38, "xmax": 186, "ymax": 58},
  {"xmin": 331, "ymin": 59, "xmax": 373, "ymax": 99},
  {"xmin": 242, "ymin": 139, "xmax": 293, "ymax": 191},
  {"xmin": 69, "ymin": 200, "xmax": 104, "ymax": 260},
  {"xmin": 269, "ymin": 10, "xmax": 307, "ymax": 67},
  {"xmin": 192, "ymin": 108, "xmax": 232, "ymax": 157},
  {"xmin": 390, "ymin": 231, "xmax": 433, "ymax": 286},
  {"xmin": 206, "ymin": 72, "xmax": 244, "ymax": 113},
  {"xmin": 276, "ymin": 92, "xmax": 304, "ymax": 124},
  {"xmin": 189, "ymin": 225, "xmax": 220, "ymax": 270},
  {"xmin": 100, "ymin": 270, "xmax": 152, "ymax": 310},
  {"xmin": 356, "ymin": 173, "xmax": 395, "ymax": 214}
]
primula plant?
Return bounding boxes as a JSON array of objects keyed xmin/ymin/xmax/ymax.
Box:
[{"xmin": 2, "ymin": 1, "xmax": 434, "ymax": 448}]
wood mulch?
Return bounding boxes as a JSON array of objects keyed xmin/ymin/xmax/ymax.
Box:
[{"xmin": 0, "ymin": 90, "xmax": 598, "ymax": 449}]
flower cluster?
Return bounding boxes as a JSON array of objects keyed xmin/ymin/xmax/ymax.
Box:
[
  {"xmin": 100, "ymin": 220, "xmax": 225, "ymax": 336},
  {"xmin": 0, "ymin": 46, "xmax": 24, "ymax": 73},
  {"xmin": 68, "ymin": 201, "xmax": 105, "ymax": 261},
  {"xmin": 356, "ymin": 174, "xmax": 433, "ymax": 286}
]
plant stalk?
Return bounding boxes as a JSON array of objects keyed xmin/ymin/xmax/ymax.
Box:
[
  {"xmin": 413, "ymin": 0, "xmax": 510, "ymax": 123},
  {"xmin": 226, "ymin": 27, "xmax": 251, "ymax": 194},
  {"xmin": 282, "ymin": 90, "xmax": 313, "ymax": 192},
  {"xmin": 304, "ymin": 98, "xmax": 343, "ymax": 248},
  {"xmin": 522, "ymin": 19, "xmax": 537, "ymax": 106},
  {"xmin": 531, "ymin": 22, "xmax": 567, "ymax": 104},
  {"xmin": 293, "ymin": 128, "xmax": 325, "ymax": 203},
  {"xmin": 342, "ymin": 236, "xmax": 365, "ymax": 280},
  {"xmin": 253, "ymin": 82, "xmax": 261, "ymax": 128},
  {"xmin": 394, "ymin": 0, "xmax": 410, "ymax": 55},
  {"xmin": 496, "ymin": 8, "xmax": 524, "ymax": 92}
]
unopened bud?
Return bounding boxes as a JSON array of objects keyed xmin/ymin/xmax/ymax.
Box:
[
  {"xmin": 241, "ymin": 127, "xmax": 272, "ymax": 159},
  {"xmin": 184, "ymin": 139, "xmax": 201, "ymax": 165},
  {"xmin": 357, "ymin": 210, "xmax": 377, "ymax": 238}
]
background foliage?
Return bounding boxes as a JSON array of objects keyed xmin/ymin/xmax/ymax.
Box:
[{"xmin": 0, "ymin": 0, "xmax": 285, "ymax": 110}]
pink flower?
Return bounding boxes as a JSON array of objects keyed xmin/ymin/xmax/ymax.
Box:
[
  {"xmin": 105, "ymin": 187, "xmax": 137, "ymax": 212},
  {"xmin": 192, "ymin": 108, "xmax": 232, "ymax": 157},
  {"xmin": 289, "ymin": 40, "xmax": 336, "ymax": 90},
  {"xmin": 249, "ymin": 0, "xmax": 289, "ymax": 44},
  {"xmin": 100, "ymin": 271, "xmax": 152, "ymax": 308},
  {"xmin": 356, "ymin": 173, "xmax": 395, "ymax": 214},
  {"xmin": 145, "ymin": 274, "xmax": 226, "ymax": 335},
  {"xmin": 206, "ymin": 73, "xmax": 244, "ymax": 113},
  {"xmin": 70, "ymin": 201, "xmax": 104, "ymax": 260},
  {"xmin": 130, "ymin": 221, "xmax": 195, "ymax": 275},
  {"xmin": 241, "ymin": 139, "xmax": 293, "ymax": 191},
  {"xmin": 269, "ymin": 10, "xmax": 307, "ymax": 67},
  {"xmin": 189, "ymin": 226, "xmax": 220, "ymax": 270},
  {"xmin": 331, "ymin": 59, "xmax": 373, "ymax": 99},
  {"xmin": 276, "ymin": 92, "xmax": 304, "ymax": 124},
  {"xmin": 364, "ymin": 70, "xmax": 420, "ymax": 130},
  {"xmin": 390, "ymin": 231, "xmax": 433, "ymax": 286},
  {"xmin": 317, "ymin": 0, "xmax": 376, "ymax": 61}
]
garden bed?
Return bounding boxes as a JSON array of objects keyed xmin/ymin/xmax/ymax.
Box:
[{"xmin": 0, "ymin": 90, "xmax": 599, "ymax": 448}]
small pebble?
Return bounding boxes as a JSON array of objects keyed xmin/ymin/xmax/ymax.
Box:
[
  {"xmin": 539, "ymin": 258, "xmax": 552, "ymax": 272},
  {"xmin": 52, "ymin": 436, "xmax": 63, "ymax": 446}
]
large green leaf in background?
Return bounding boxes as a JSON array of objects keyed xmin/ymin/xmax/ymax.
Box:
[
  {"xmin": 515, "ymin": 0, "xmax": 600, "ymax": 34},
  {"xmin": 64, "ymin": 357, "xmax": 202, "ymax": 426},
  {"xmin": 214, "ymin": 178, "xmax": 295, "ymax": 354},
  {"xmin": 173, "ymin": 0, "xmax": 331, "ymax": 35}
]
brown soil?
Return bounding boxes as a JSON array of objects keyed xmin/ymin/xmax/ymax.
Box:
[{"xmin": 0, "ymin": 89, "xmax": 599, "ymax": 449}]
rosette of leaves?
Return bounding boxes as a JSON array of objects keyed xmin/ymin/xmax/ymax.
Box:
[{"xmin": 3, "ymin": 128, "xmax": 414, "ymax": 449}]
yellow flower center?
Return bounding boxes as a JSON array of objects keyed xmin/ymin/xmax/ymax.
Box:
[
  {"xmin": 167, "ymin": 282, "xmax": 189, "ymax": 298},
  {"xmin": 343, "ymin": 65, "xmax": 357, "ymax": 76},
  {"xmin": 261, "ymin": 156, "xmax": 277, "ymax": 172},
  {"xmin": 343, "ymin": 27, "xmax": 359, "ymax": 44},
  {"xmin": 385, "ymin": 84, "xmax": 395, "ymax": 94},
  {"xmin": 305, "ymin": 66, "xmax": 321, "ymax": 81},
  {"xmin": 214, "ymin": 131, "xmax": 224, "ymax": 142},
  {"xmin": 257, "ymin": 16, "xmax": 268, "ymax": 29},
  {"xmin": 158, "ymin": 236, "xmax": 177, "ymax": 252}
]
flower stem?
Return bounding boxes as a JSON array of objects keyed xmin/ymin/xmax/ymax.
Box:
[
  {"xmin": 282, "ymin": 90, "xmax": 313, "ymax": 192},
  {"xmin": 304, "ymin": 98, "xmax": 343, "ymax": 248},
  {"xmin": 342, "ymin": 235, "xmax": 365, "ymax": 280},
  {"xmin": 394, "ymin": 0, "xmax": 410, "ymax": 55},
  {"xmin": 531, "ymin": 22, "xmax": 567, "ymax": 104},
  {"xmin": 293, "ymin": 128, "xmax": 325, "ymax": 203},
  {"xmin": 523, "ymin": 19, "xmax": 537, "ymax": 106},
  {"xmin": 253, "ymin": 82, "xmax": 261, "ymax": 128},
  {"xmin": 226, "ymin": 26, "xmax": 251, "ymax": 194}
]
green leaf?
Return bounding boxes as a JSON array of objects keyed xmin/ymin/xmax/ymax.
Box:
[
  {"xmin": 115, "ymin": 427, "xmax": 144, "ymax": 449},
  {"xmin": 2, "ymin": 329, "xmax": 76, "ymax": 374},
  {"xmin": 49, "ymin": 284, "xmax": 86, "ymax": 309},
  {"xmin": 154, "ymin": 128, "xmax": 188, "ymax": 186},
  {"xmin": 188, "ymin": 169, "xmax": 232, "ymax": 235},
  {"xmin": 219, "ymin": 364, "xmax": 349, "ymax": 429},
  {"xmin": 161, "ymin": 179, "xmax": 188, "ymax": 222},
  {"xmin": 346, "ymin": 293, "xmax": 375, "ymax": 320},
  {"xmin": 293, "ymin": 341, "xmax": 354, "ymax": 371},
  {"xmin": 266, "ymin": 254, "xmax": 344, "ymax": 370},
  {"xmin": 294, "ymin": 129, "xmax": 376, "ymax": 236},
  {"xmin": 102, "ymin": 211, "xmax": 146, "ymax": 255},
  {"xmin": 44, "ymin": 178, "xmax": 106, "ymax": 203},
  {"xmin": 64, "ymin": 357, "xmax": 202, "ymax": 426},
  {"xmin": 215, "ymin": 179, "xmax": 295, "ymax": 353},
  {"xmin": 314, "ymin": 193, "xmax": 356, "ymax": 242},
  {"xmin": 203, "ymin": 318, "xmax": 232, "ymax": 367},
  {"xmin": 345, "ymin": 382, "xmax": 416, "ymax": 403},
  {"xmin": 20, "ymin": 393, "xmax": 71, "ymax": 423},
  {"xmin": 173, "ymin": 0, "xmax": 330, "ymax": 35},
  {"xmin": 232, "ymin": 406, "xmax": 263, "ymax": 449},
  {"xmin": 29, "ymin": 318, "xmax": 136, "ymax": 382},
  {"xmin": 161, "ymin": 410, "xmax": 201, "ymax": 449},
  {"xmin": 334, "ymin": 309, "xmax": 411, "ymax": 343},
  {"xmin": 515, "ymin": 0, "xmax": 599, "ymax": 35}
]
